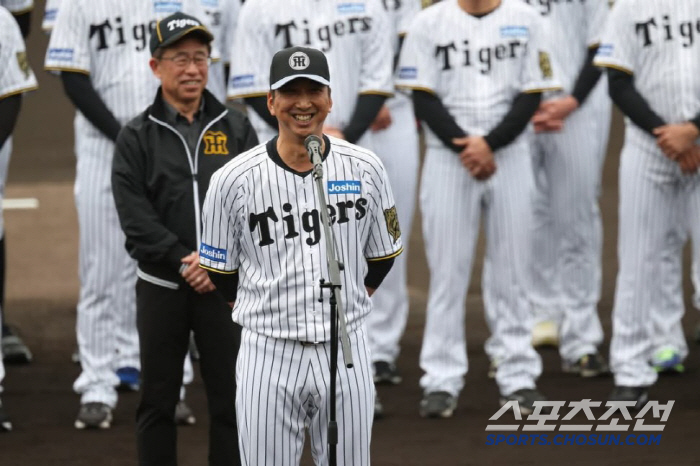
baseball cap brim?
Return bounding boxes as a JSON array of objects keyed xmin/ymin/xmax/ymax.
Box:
[{"xmin": 270, "ymin": 74, "xmax": 331, "ymax": 90}]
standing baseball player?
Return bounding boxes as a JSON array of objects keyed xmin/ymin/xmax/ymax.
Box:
[
  {"xmin": 517, "ymin": 0, "xmax": 611, "ymax": 374},
  {"xmin": 112, "ymin": 13, "xmax": 257, "ymax": 463},
  {"xmin": 397, "ymin": 0, "xmax": 561, "ymax": 417},
  {"xmin": 227, "ymin": 0, "xmax": 394, "ymax": 147},
  {"xmin": 44, "ymin": 0, "xmax": 208, "ymax": 429},
  {"xmin": 366, "ymin": 0, "xmax": 422, "ymax": 401},
  {"xmin": 198, "ymin": 0, "xmax": 240, "ymax": 102},
  {"xmin": 0, "ymin": 0, "xmax": 34, "ymax": 366},
  {"xmin": 200, "ymin": 46, "xmax": 402, "ymax": 466},
  {"xmin": 0, "ymin": 4, "xmax": 37, "ymax": 431},
  {"xmin": 594, "ymin": 0, "xmax": 700, "ymax": 407}
]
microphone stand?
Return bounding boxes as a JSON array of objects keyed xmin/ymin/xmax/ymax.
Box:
[{"xmin": 307, "ymin": 135, "xmax": 353, "ymax": 466}]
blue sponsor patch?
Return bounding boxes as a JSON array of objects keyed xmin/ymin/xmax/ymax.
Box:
[
  {"xmin": 154, "ymin": 0, "xmax": 183, "ymax": 14},
  {"xmin": 230, "ymin": 74, "xmax": 255, "ymax": 89},
  {"xmin": 338, "ymin": 2, "xmax": 366, "ymax": 14},
  {"xmin": 48, "ymin": 48, "xmax": 74, "ymax": 62},
  {"xmin": 328, "ymin": 180, "xmax": 361, "ymax": 195},
  {"xmin": 44, "ymin": 8, "xmax": 57, "ymax": 21},
  {"xmin": 500, "ymin": 26, "xmax": 529, "ymax": 38},
  {"xmin": 201, "ymin": 0, "xmax": 218, "ymax": 6},
  {"xmin": 200, "ymin": 243, "xmax": 227, "ymax": 263},
  {"xmin": 398, "ymin": 66, "xmax": 417, "ymax": 80},
  {"xmin": 597, "ymin": 44, "xmax": 614, "ymax": 57}
]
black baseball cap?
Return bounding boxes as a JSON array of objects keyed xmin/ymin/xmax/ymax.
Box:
[
  {"xmin": 150, "ymin": 12, "xmax": 214, "ymax": 56},
  {"xmin": 269, "ymin": 46, "xmax": 331, "ymax": 90}
]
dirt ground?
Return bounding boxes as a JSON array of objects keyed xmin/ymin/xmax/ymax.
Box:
[{"xmin": 1, "ymin": 3, "xmax": 699, "ymax": 465}]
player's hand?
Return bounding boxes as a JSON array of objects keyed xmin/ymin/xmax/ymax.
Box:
[
  {"xmin": 456, "ymin": 136, "xmax": 497, "ymax": 180},
  {"xmin": 676, "ymin": 145, "xmax": 700, "ymax": 174},
  {"xmin": 653, "ymin": 123, "xmax": 700, "ymax": 160},
  {"xmin": 531, "ymin": 96, "xmax": 577, "ymax": 133},
  {"xmin": 181, "ymin": 252, "xmax": 216, "ymax": 294},
  {"xmin": 323, "ymin": 125, "xmax": 345, "ymax": 140},
  {"xmin": 370, "ymin": 105, "xmax": 392, "ymax": 132}
]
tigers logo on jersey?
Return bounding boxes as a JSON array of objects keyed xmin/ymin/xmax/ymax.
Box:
[
  {"xmin": 16, "ymin": 52, "xmax": 30, "ymax": 79},
  {"xmin": 538, "ymin": 51, "xmax": 553, "ymax": 79},
  {"xmin": 384, "ymin": 206, "xmax": 400, "ymax": 244},
  {"xmin": 203, "ymin": 131, "xmax": 229, "ymax": 155}
]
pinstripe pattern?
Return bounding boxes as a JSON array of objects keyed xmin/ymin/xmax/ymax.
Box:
[
  {"xmin": 199, "ymin": 0, "xmax": 240, "ymax": 101},
  {"xmin": 43, "ymin": 0, "xmax": 208, "ymax": 407},
  {"xmin": 236, "ymin": 327, "xmax": 374, "ymax": 466},
  {"xmin": 201, "ymin": 136, "xmax": 401, "ymax": 464},
  {"xmin": 396, "ymin": 0, "xmax": 558, "ymax": 397},
  {"xmin": 0, "ymin": 3, "xmax": 37, "ymax": 391},
  {"xmin": 227, "ymin": 0, "xmax": 394, "ymax": 143},
  {"xmin": 41, "ymin": 0, "xmax": 61, "ymax": 33},
  {"xmin": 522, "ymin": 0, "xmax": 611, "ymax": 364},
  {"xmin": 595, "ymin": 0, "xmax": 700, "ymax": 387},
  {"xmin": 366, "ymin": 0, "xmax": 422, "ymax": 366}
]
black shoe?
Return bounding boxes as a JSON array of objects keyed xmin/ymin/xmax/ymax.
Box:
[
  {"xmin": 74, "ymin": 402, "xmax": 112, "ymax": 429},
  {"xmin": 2, "ymin": 327, "xmax": 32, "ymax": 364},
  {"xmin": 419, "ymin": 391, "xmax": 457, "ymax": 418},
  {"xmin": 499, "ymin": 388, "xmax": 548, "ymax": 415},
  {"xmin": 374, "ymin": 395, "xmax": 384, "ymax": 420},
  {"xmin": 373, "ymin": 361, "xmax": 402, "ymax": 385},
  {"xmin": 608, "ymin": 385, "xmax": 649, "ymax": 410},
  {"xmin": 563, "ymin": 352, "xmax": 610, "ymax": 378}
]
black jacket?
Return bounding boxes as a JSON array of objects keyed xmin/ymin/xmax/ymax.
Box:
[{"xmin": 112, "ymin": 88, "xmax": 258, "ymax": 287}]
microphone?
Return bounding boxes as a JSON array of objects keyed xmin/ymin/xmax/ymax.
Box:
[{"xmin": 304, "ymin": 135, "xmax": 323, "ymax": 165}]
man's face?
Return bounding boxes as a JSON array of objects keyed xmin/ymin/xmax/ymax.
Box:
[
  {"xmin": 150, "ymin": 37, "xmax": 209, "ymax": 105},
  {"xmin": 267, "ymin": 78, "xmax": 332, "ymax": 140}
]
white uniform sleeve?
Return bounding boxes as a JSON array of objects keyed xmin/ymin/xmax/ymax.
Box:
[
  {"xmin": 520, "ymin": 15, "xmax": 562, "ymax": 93},
  {"xmin": 41, "ymin": 0, "xmax": 61, "ymax": 33},
  {"xmin": 396, "ymin": 0, "xmax": 422, "ymax": 36},
  {"xmin": 586, "ymin": 0, "xmax": 609, "ymax": 47},
  {"xmin": 395, "ymin": 15, "xmax": 439, "ymax": 94},
  {"xmin": 44, "ymin": 0, "xmax": 90, "ymax": 74},
  {"xmin": 219, "ymin": 0, "xmax": 240, "ymax": 65},
  {"xmin": 364, "ymin": 157, "xmax": 403, "ymax": 260},
  {"xmin": 0, "ymin": 6, "xmax": 37, "ymax": 98},
  {"xmin": 0, "ymin": 0, "xmax": 32, "ymax": 14},
  {"xmin": 199, "ymin": 168, "xmax": 242, "ymax": 273},
  {"xmin": 593, "ymin": 0, "xmax": 634, "ymax": 74},
  {"xmin": 358, "ymin": 1, "xmax": 393, "ymax": 95},
  {"xmin": 227, "ymin": 0, "xmax": 271, "ymax": 99}
]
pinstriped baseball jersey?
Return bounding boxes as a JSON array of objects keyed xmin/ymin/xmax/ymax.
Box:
[
  {"xmin": 44, "ymin": 0, "xmax": 209, "ymax": 125},
  {"xmin": 523, "ymin": 0, "xmax": 608, "ymax": 92},
  {"xmin": 200, "ymin": 136, "xmax": 403, "ymax": 342},
  {"xmin": 0, "ymin": 0, "xmax": 32, "ymax": 14},
  {"xmin": 594, "ymin": 0, "xmax": 700, "ymax": 146},
  {"xmin": 227, "ymin": 0, "xmax": 394, "ymax": 140},
  {"xmin": 396, "ymin": 0, "xmax": 561, "ymax": 149},
  {"xmin": 198, "ymin": 0, "xmax": 240, "ymax": 101},
  {"xmin": 41, "ymin": 0, "xmax": 61, "ymax": 33}
]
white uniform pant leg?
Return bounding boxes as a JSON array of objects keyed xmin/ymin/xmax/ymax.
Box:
[
  {"xmin": 366, "ymin": 101, "xmax": 420, "ymax": 364},
  {"xmin": 236, "ymin": 329, "xmax": 373, "ymax": 466},
  {"xmin": 650, "ymin": 217, "xmax": 688, "ymax": 360},
  {"xmin": 113, "ymin": 256, "xmax": 139, "ymax": 369},
  {"xmin": 685, "ymin": 172, "xmax": 700, "ymax": 319},
  {"xmin": 610, "ymin": 140, "xmax": 679, "ymax": 387},
  {"xmin": 0, "ymin": 138, "xmax": 11, "ymax": 239},
  {"xmin": 72, "ymin": 134, "xmax": 127, "ymax": 407},
  {"xmin": 418, "ymin": 147, "xmax": 481, "ymax": 396},
  {"xmin": 483, "ymin": 144, "xmax": 542, "ymax": 396},
  {"xmin": 180, "ymin": 355, "xmax": 194, "ymax": 400}
]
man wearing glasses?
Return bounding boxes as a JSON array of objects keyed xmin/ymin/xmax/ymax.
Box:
[{"xmin": 112, "ymin": 12, "xmax": 257, "ymax": 465}]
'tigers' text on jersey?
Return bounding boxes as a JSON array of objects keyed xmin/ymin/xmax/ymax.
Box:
[{"xmin": 275, "ymin": 17, "xmax": 373, "ymax": 52}]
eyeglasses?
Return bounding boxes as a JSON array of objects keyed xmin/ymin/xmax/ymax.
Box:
[{"xmin": 159, "ymin": 53, "xmax": 211, "ymax": 68}]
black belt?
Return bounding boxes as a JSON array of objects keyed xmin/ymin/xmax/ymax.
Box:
[{"xmin": 299, "ymin": 341, "xmax": 325, "ymax": 346}]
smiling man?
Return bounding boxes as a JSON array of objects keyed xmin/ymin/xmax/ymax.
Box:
[
  {"xmin": 111, "ymin": 11, "xmax": 257, "ymax": 466},
  {"xmin": 199, "ymin": 46, "xmax": 403, "ymax": 466}
]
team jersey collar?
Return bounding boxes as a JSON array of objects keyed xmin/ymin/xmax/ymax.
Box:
[{"xmin": 266, "ymin": 134, "xmax": 331, "ymax": 178}]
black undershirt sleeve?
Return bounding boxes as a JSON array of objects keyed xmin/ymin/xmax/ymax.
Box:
[
  {"xmin": 13, "ymin": 12, "xmax": 31, "ymax": 38},
  {"xmin": 691, "ymin": 111, "xmax": 700, "ymax": 132},
  {"xmin": 571, "ymin": 46, "xmax": 603, "ymax": 106},
  {"xmin": 483, "ymin": 92, "xmax": 541, "ymax": 152},
  {"xmin": 412, "ymin": 89, "xmax": 467, "ymax": 153},
  {"xmin": 343, "ymin": 94, "xmax": 387, "ymax": 144},
  {"xmin": 364, "ymin": 257, "xmax": 395, "ymax": 289},
  {"xmin": 244, "ymin": 96, "xmax": 278, "ymax": 130},
  {"xmin": 0, "ymin": 95, "xmax": 22, "ymax": 152},
  {"xmin": 61, "ymin": 72, "xmax": 122, "ymax": 142},
  {"xmin": 207, "ymin": 271, "xmax": 239, "ymax": 303},
  {"xmin": 607, "ymin": 68, "xmax": 665, "ymax": 136}
]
